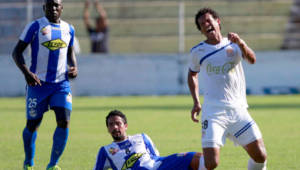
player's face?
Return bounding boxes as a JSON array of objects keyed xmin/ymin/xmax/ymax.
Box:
[
  {"xmin": 107, "ymin": 116, "xmax": 128, "ymax": 142},
  {"xmin": 197, "ymin": 13, "xmax": 221, "ymax": 41},
  {"xmin": 44, "ymin": 0, "xmax": 63, "ymax": 23}
]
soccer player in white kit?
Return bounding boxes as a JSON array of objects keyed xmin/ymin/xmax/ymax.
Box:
[
  {"xmin": 187, "ymin": 8, "xmax": 267, "ymax": 170},
  {"xmin": 93, "ymin": 110, "xmax": 206, "ymax": 170}
]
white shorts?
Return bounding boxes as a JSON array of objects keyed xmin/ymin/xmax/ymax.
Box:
[{"xmin": 201, "ymin": 106, "xmax": 262, "ymax": 148}]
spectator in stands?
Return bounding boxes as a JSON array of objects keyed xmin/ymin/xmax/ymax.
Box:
[{"xmin": 83, "ymin": 0, "xmax": 109, "ymax": 53}]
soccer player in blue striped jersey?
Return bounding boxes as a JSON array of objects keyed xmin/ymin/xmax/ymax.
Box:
[
  {"xmin": 93, "ymin": 110, "xmax": 207, "ymax": 170},
  {"xmin": 12, "ymin": 0, "xmax": 77, "ymax": 170}
]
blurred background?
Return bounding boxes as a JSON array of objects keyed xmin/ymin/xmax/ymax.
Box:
[
  {"xmin": 1, "ymin": 0, "xmax": 300, "ymax": 53},
  {"xmin": 0, "ymin": 0, "xmax": 299, "ymax": 96}
]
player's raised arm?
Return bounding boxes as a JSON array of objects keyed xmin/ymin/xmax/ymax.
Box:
[
  {"xmin": 95, "ymin": 0, "xmax": 108, "ymax": 28},
  {"xmin": 228, "ymin": 32, "xmax": 256, "ymax": 64},
  {"xmin": 83, "ymin": 0, "xmax": 92, "ymax": 29},
  {"xmin": 12, "ymin": 40, "xmax": 41, "ymax": 86}
]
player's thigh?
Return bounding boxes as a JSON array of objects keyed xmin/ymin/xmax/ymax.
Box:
[
  {"xmin": 49, "ymin": 88, "xmax": 72, "ymax": 112},
  {"xmin": 201, "ymin": 115, "xmax": 227, "ymax": 148},
  {"xmin": 26, "ymin": 85, "xmax": 51, "ymax": 120},
  {"xmin": 228, "ymin": 108, "xmax": 262, "ymax": 146},
  {"xmin": 158, "ymin": 152, "xmax": 195, "ymax": 170},
  {"xmin": 49, "ymin": 88, "xmax": 72, "ymax": 127}
]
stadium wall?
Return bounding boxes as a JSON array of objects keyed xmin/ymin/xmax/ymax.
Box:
[{"xmin": 1, "ymin": 51, "xmax": 300, "ymax": 97}]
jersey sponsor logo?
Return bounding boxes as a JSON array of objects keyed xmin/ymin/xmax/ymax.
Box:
[
  {"xmin": 122, "ymin": 153, "xmax": 144, "ymax": 170},
  {"xmin": 42, "ymin": 39, "xmax": 67, "ymax": 51},
  {"xmin": 206, "ymin": 62, "xmax": 235, "ymax": 75}
]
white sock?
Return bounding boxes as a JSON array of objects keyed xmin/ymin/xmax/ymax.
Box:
[
  {"xmin": 198, "ymin": 155, "xmax": 207, "ymax": 170},
  {"xmin": 248, "ymin": 158, "xmax": 267, "ymax": 170}
]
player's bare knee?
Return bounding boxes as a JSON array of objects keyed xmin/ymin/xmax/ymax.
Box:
[
  {"xmin": 253, "ymin": 151, "xmax": 267, "ymax": 163},
  {"xmin": 26, "ymin": 118, "xmax": 42, "ymax": 132},
  {"xmin": 204, "ymin": 158, "xmax": 219, "ymax": 170},
  {"xmin": 57, "ymin": 120, "xmax": 69, "ymax": 129}
]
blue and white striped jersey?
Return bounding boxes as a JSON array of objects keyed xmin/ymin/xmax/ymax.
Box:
[
  {"xmin": 94, "ymin": 133, "xmax": 161, "ymax": 170},
  {"xmin": 19, "ymin": 17, "xmax": 75, "ymax": 83}
]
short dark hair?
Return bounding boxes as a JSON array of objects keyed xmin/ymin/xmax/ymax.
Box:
[
  {"xmin": 195, "ymin": 8, "xmax": 220, "ymax": 31},
  {"xmin": 106, "ymin": 110, "xmax": 127, "ymax": 127}
]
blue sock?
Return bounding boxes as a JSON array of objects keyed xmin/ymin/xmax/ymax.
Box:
[
  {"xmin": 47, "ymin": 127, "xmax": 69, "ymax": 167},
  {"xmin": 23, "ymin": 128, "xmax": 37, "ymax": 166}
]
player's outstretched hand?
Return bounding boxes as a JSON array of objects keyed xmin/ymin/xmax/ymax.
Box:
[
  {"xmin": 68, "ymin": 66, "xmax": 78, "ymax": 79},
  {"xmin": 24, "ymin": 72, "xmax": 41, "ymax": 86},
  {"xmin": 191, "ymin": 103, "xmax": 201, "ymax": 123}
]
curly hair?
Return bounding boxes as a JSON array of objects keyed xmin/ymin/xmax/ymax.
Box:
[
  {"xmin": 106, "ymin": 110, "xmax": 127, "ymax": 127},
  {"xmin": 195, "ymin": 8, "xmax": 220, "ymax": 31}
]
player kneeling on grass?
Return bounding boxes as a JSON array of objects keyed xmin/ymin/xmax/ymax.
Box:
[{"xmin": 93, "ymin": 110, "xmax": 206, "ymax": 170}]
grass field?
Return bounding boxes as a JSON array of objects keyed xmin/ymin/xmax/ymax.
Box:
[{"xmin": 1, "ymin": 95, "xmax": 299, "ymax": 169}]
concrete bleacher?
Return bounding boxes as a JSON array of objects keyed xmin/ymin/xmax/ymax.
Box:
[
  {"xmin": 282, "ymin": 0, "xmax": 300, "ymax": 49},
  {"xmin": 0, "ymin": 0, "xmax": 293, "ymax": 54}
]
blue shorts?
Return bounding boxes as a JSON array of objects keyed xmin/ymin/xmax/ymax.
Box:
[
  {"xmin": 26, "ymin": 80, "xmax": 72, "ymax": 120},
  {"xmin": 157, "ymin": 152, "xmax": 195, "ymax": 170}
]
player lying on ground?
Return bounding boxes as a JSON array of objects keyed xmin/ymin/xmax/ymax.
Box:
[{"xmin": 93, "ymin": 110, "xmax": 207, "ymax": 170}]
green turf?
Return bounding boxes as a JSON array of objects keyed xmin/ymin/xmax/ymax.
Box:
[{"xmin": 1, "ymin": 95, "xmax": 299, "ymax": 169}]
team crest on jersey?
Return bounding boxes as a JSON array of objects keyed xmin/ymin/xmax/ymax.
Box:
[
  {"xmin": 109, "ymin": 147, "xmax": 119, "ymax": 155},
  {"xmin": 41, "ymin": 27, "xmax": 50, "ymax": 35},
  {"xmin": 226, "ymin": 47, "xmax": 235, "ymax": 57},
  {"xmin": 42, "ymin": 39, "xmax": 67, "ymax": 51},
  {"xmin": 122, "ymin": 153, "xmax": 144, "ymax": 170}
]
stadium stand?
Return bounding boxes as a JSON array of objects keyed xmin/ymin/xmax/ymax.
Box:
[
  {"xmin": 0, "ymin": 0, "xmax": 293, "ymax": 54},
  {"xmin": 282, "ymin": 0, "xmax": 300, "ymax": 49}
]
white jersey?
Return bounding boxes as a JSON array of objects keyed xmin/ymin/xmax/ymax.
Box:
[
  {"xmin": 19, "ymin": 17, "xmax": 75, "ymax": 83},
  {"xmin": 189, "ymin": 38, "xmax": 248, "ymax": 108},
  {"xmin": 93, "ymin": 133, "xmax": 161, "ymax": 170}
]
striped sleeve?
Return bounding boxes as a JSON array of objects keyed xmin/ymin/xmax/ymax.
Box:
[
  {"xmin": 68, "ymin": 24, "xmax": 75, "ymax": 47},
  {"xmin": 142, "ymin": 133, "xmax": 160, "ymax": 157},
  {"xmin": 93, "ymin": 147, "xmax": 111, "ymax": 170},
  {"xmin": 19, "ymin": 21, "xmax": 39, "ymax": 43}
]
